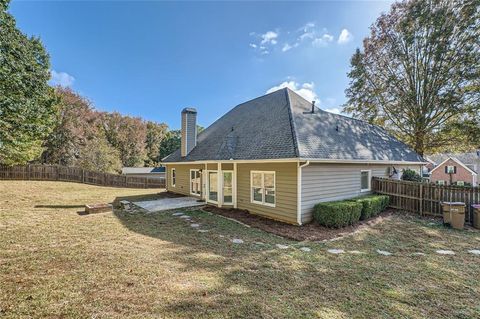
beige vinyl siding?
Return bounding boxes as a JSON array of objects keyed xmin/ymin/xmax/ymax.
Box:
[
  {"xmin": 237, "ymin": 162, "xmax": 298, "ymax": 224},
  {"xmin": 300, "ymin": 163, "xmax": 422, "ymax": 224},
  {"xmin": 166, "ymin": 164, "xmax": 204, "ymax": 197}
]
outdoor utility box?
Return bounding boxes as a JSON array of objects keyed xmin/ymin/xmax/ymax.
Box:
[
  {"xmin": 472, "ymin": 204, "xmax": 480, "ymax": 229},
  {"xmin": 442, "ymin": 202, "xmax": 466, "ymax": 230}
]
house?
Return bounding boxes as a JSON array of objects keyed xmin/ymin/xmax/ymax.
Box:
[
  {"xmin": 426, "ymin": 152, "xmax": 479, "ymax": 186},
  {"xmin": 162, "ymin": 88, "xmax": 425, "ymax": 225},
  {"xmin": 121, "ymin": 167, "xmax": 165, "ymax": 179}
]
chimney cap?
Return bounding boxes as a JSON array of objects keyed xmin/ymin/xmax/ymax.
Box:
[{"xmin": 182, "ymin": 107, "xmax": 197, "ymax": 114}]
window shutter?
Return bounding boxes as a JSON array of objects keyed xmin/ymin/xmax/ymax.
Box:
[
  {"xmin": 445, "ymin": 166, "xmax": 448, "ymax": 173},
  {"xmin": 454, "ymin": 166, "xmax": 457, "ymax": 174}
]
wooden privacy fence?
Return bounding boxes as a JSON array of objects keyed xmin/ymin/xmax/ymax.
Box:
[
  {"xmin": 372, "ymin": 177, "xmax": 480, "ymax": 225},
  {"xmin": 0, "ymin": 164, "xmax": 165, "ymax": 189}
]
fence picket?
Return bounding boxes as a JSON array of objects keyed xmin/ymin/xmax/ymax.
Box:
[
  {"xmin": 373, "ymin": 177, "xmax": 479, "ymax": 225},
  {"xmin": 0, "ymin": 164, "xmax": 165, "ymax": 189}
]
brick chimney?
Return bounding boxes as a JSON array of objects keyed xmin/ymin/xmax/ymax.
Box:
[{"xmin": 181, "ymin": 107, "xmax": 197, "ymax": 157}]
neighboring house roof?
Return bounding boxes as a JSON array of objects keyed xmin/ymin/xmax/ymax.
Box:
[
  {"xmin": 427, "ymin": 152, "xmax": 480, "ymax": 173},
  {"xmin": 122, "ymin": 167, "xmax": 165, "ymax": 174},
  {"xmin": 163, "ymin": 88, "xmax": 424, "ymax": 163},
  {"xmin": 429, "ymin": 157, "xmax": 478, "ymax": 175}
]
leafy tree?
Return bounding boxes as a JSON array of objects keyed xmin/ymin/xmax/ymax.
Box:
[
  {"xmin": 159, "ymin": 130, "xmax": 181, "ymax": 160},
  {"xmin": 145, "ymin": 121, "xmax": 168, "ymax": 166},
  {"xmin": 77, "ymin": 137, "xmax": 122, "ymax": 174},
  {"xmin": 102, "ymin": 112, "xmax": 147, "ymax": 167},
  {"xmin": 344, "ymin": 0, "xmax": 479, "ymax": 156},
  {"xmin": 42, "ymin": 87, "xmax": 100, "ymax": 165},
  {"xmin": 401, "ymin": 168, "xmax": 423, "ymax": 182},
  {"xmin": 0, "ymin": 0, "xmax": 57, "ymax": 165}
]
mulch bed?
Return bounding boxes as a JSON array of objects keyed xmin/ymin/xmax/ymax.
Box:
[{"xmin": 202, "ymin": 205, "xmax": 395, "ymax": 241}]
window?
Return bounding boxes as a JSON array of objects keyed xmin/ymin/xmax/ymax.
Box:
[
  {"xmin": 456, "ymin": 181, "xmax": 465, "ymax": 186},
  {"xmin": 208, "ymin": 171, "xmax": 218, "ymax": 202},
  {"xmin": 251, "ymin": 171, "xmax": 275, "ymax": 207},
  {"xmin": 445, "ymin": 166, "xmax": 456, "ymax": 174},
  {"xmin": 361, "ymin": 170, "xmax": 371, "ymax": 192},
  {"xmin": 437, "ymin": 180, "xmax": 445, "ymax": 185},
  {"xmin": 171, "ymin": 168, "xmax": 176, "ymax": 187},
  {"xmin": 190, "ymin": 169, "xmax": 201, "ymax": 196}
]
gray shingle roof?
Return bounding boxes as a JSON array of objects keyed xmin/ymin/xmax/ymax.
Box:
[
  {"xmin": 427, "ymin": 152, "xmax": 480, "ymax": 173},
  {"xmin": 122, "ymin": 167, "xmax": 165, "ymax": 174},
  {"xmin": 162, "ymin": 88, "xmax": 424, "ymax": 163}
]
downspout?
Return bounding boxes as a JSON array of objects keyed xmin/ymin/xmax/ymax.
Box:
[{"xmin": 297, "ymin": 161, "xmax": 310, "ymax": 225}]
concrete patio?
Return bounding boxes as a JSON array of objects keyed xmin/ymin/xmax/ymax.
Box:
[{"xmin": 133, "ymin": 196, "xmax": 204, "ymax": 212}]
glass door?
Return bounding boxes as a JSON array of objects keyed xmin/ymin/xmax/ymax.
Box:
[
  {"xmin": 208, "ymin": 171, "xmax": 218, "ymax": 203},
  {"xmin": 190, "ymin": 170, "xmax": 201, "ymax": 196},
  {"xmin": 223, "ymin": 171, "xmax": 233, "ymax": 204}
]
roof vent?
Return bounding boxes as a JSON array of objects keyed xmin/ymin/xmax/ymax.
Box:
[{"xmin": 311, "ymin": 101, "xmax": 315, "ymax": 113}]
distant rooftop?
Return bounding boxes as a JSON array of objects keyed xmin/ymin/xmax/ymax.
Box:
[{"xmin": 122, "ymin": 167, "xmax": 165, "ymax": 174}]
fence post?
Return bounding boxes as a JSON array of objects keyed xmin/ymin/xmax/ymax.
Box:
[
  {"xmin": 82, "ymin": 169, "xmax": 85, "ymax": 183},
  {"xmin": 419, "ymin": 183, "xmax": 423, "ymax": 216}
]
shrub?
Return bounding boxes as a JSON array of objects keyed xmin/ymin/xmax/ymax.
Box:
[
  {"xmin": 351, "ymin": 195, "xmax": 390, "ymax": 220},
  {"xmin": 313, "ymin": 201, "xmax": 362, "ymax": 228},
  {"xmin": 401, "ymin": 169, "xmax": 422, "ymax": 182}
]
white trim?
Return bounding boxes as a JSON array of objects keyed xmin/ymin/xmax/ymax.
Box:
[
  {"xmin": 360, "ymin": 170, "xmax": 372, "ymax": 192},
  {"xmin": 217, "ymin": 163, "xmax": 222, "ymax": 207},
  {"xmin": 297, "ymin": 161, "xmax": 310, "ymax": 226},
  {"xmin": 250, "ymin": 171, "xmax": 276, "ymax": 208},
  {"xmin": 164, "ymin": 158, "xmax": 427, "ymax": 165},
  {"xmin": 233, "ymin": 163, "xmax": 238, "ymax": 208},
  {"xmin": 430, "ymin": 157, "xmax": 478, "ymax": 175},
  {"xmin": 171, "ymin": 168, "xmax": 176, "ymax": 187},
  {"xmin": 189, "ymin": 169, "xmax": 201, "ymax": 196}
]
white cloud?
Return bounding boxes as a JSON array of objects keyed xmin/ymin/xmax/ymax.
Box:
[
  {"xmin": 325, "ymin": 107, "xmax": 341, "ymax": 114},
  {"xmin": 337, "ymin": 29, "xmax": 353, "ymax": 44},
  {"xmin": 260, "ymin": 31, "xmax": 278, "ymax": 45},
  {"xmin": 282, "ymin": 43, "xmax": 293, "ymax": 52},
  {"xmin": 312, "ymin": 33, "xmax": 334, "ymax": 47},
  {"xmin": 266, "ymin": 81, "xmax": 319, "ymax": 102},
  {"xmin": 50, "ymin": 70, "xmax": 75, "ymax": 87},
  {"xmin": 249, "ymin": 43, "xmax": 257, "ymax": 49}
]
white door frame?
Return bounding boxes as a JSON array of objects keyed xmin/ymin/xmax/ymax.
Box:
[
  {"xmin": 206, "ymin": 170, "xmax": 219, "ymax": 204},
  {"xmin": 205, "ymin": 167, "xmax": 236, "ymax": 206}
]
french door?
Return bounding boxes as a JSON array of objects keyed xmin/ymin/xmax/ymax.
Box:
[{"xmin": 206, "ymin": 170, "xmax": 234, "ymax": 205}]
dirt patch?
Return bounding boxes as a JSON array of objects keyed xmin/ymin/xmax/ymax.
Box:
[{"xmin": 202, "ymin": 205, "xmax": 395, "ymax": 241}]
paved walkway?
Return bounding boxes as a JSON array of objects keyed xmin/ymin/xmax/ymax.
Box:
[{"xmin": 133, "ymin": 197, "xmax": 204, "ymax": 212}]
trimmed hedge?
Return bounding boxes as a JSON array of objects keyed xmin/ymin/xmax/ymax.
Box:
[
  {"xmin": 313, "ymin": 201, "xmax": 362, "ymax": 228},
  {"xmin": 349, "ymin": 195, "xmax": 390, "ymax": 220}
]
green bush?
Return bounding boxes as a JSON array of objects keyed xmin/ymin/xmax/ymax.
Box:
[
  {"xmin": 401, "ymin": 169, "xmax": 422, "ymax": 182},
  {"xmin": 313, "ymin": 201, "xmax": 362, "ymax": 228},
  {"xmin": 348, "ymin": 195, "xmax": 390, "ymax": 220}
]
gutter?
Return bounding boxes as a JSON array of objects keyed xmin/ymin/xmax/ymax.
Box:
[{"xmin": 297, "ymin": 161, "xmax": 310, "ymax": 226}]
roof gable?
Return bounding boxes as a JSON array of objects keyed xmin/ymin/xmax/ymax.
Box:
[{"xmin": 430, "ymin": 157, "xmax": 477, "ymax": 175}]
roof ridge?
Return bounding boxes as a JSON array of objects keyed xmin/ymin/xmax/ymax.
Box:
[{"xmin": 284, "ymin": 89, "xmax": 300, "ymax": 158}]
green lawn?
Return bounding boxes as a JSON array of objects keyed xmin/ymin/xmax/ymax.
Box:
[{"xmin": 1, "ymin": 181, "xmax": 480, "ymax": 318}]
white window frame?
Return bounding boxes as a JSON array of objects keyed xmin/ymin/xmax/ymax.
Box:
[
  {"xmin": 447, "ymin": 165, "xmax": 455, "ymax": 174},
  {"xmin": 437, "ymin": 180, "xmax": 445, "ymax": 185},
  {"xmin": 189, "ymin": 169, "xmax": 201, "ymax": 196},
  {"xmin": 222, "ymin": 170, "xmax": 234, "ymax": 205},
  {"xmin": 360, "ymin": 170, "xmax": 371, "ymax": 192},
  {"xmin": 456, "ymin": 180, "xmax": 465, "ymax": 186},
  {"xmin": 250, "ymin": 171, "xmax": 276, "ymax": 207},
  {"xmin": 171, "ymin": 168, "xmax": 176, "ymax": 187}
]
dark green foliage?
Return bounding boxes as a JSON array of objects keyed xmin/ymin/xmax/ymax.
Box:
[
  {"xmin": 0, "ymin": 0, "xmax": 57, "ymax": 164},
  {"xmin": 159, "ymin": 130, "xmax": 181, "ymax": 160},
  {"xmin": 313, "ymin": 201, "xmax": 362, "ymax": 228},
  {"xmin": 401, "ymin": 169, "xmax": 423, "ymax": 182},
  {"xmin": 349, "ymin": 195, "xmax": 390, "ymax": 220}
]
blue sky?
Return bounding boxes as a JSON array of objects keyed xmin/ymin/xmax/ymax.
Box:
[{"xmin": 10, "ymin": 0, "xmax": 393, "ymax": 130}]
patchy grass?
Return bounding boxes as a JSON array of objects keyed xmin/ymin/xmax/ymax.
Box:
[{"xmin": 1, "ymin": 181, "xmax": 480, "ymax": 318}]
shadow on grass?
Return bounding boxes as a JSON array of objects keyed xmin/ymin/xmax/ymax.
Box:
[
  {"xmin": 34, "ymin": 204, "xmax": 85, "ymax": 209},
  {"xmin": 110, "ymin": 204, "xmax": 479, "ymax": 318}
]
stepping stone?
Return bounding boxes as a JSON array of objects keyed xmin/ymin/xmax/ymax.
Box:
[
  {"xmin": 327, "ymin": 249, "xmax": 344, "ymax": 254},
  {"xmin": 254, "ymin": 242, "xmax": 266, "ymax": 245},
  {"xmin": 376, "ymin": 250, "xmax": 392, "ymax": 256},
  {"xmin": 231, "ymin": 238, "xmax": 244, "ymax": 244},
  {"xmin": 276, "ymin": 244, "xmax": 289, "ymax": 249},
  {"xmin": 197, "ymin": 229, "xmax": 209, "ymax": 233},
  {"xmin": 436, "ymin": 250, "xmax": 455, "ymax": 255},
  {"xmin": 412, "ymin": 252, "xmax": 426, "ymax": 256},
  {"xmin": 190, "ymin": 224, "xmax": 200, "ymax": 228},
  {"xmin": 468, "ymin": 250, "xmax": 480, "ymax": 255},
  {"xmin": 299, "ymin": 247, "xmax": 311, "ymax": 252},
  {"xmin": 179, "ymin": 215, "xmax": 190, "ymax": 219},
  {"xmin": 172, "ymin": 212, "xmax": 184, "ymax": 216},
  {"xmin": 349, "ymin": 250, "xmax": 365, "ymax": 254}
]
